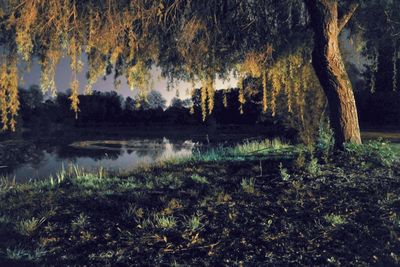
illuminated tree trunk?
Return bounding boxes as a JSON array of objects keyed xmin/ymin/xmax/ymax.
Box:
[{"xmin": 305, "ymin": 0, "xmax": 361, "ymax": 147}]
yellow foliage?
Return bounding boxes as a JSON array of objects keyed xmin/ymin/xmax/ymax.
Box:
[
  {"xmin": 223, "ymin": 91, "xmax": 228, "ymax": 108},
  {"xmin": 238, "ymin": 76, "xmax": 245, "ymax": 114},
  {"xmin": 262, "ymin": 70, "xmax": 268, "ymax": 113},
  {"xmin": 207, "ymin": 78, "xmax": 215, "ymax": 115},
  {"xmin": 0, "ymin": 64, "xmax": 9, "ymax": 130},
  {"xmin": 14, "ymin": 0, "xmax": 37, "ymax": 61},
  {"xmin": 69, "ymin": 79, "xmax": 80, "ymax": 116},
  {"xmin": 126, "ymin": 59, "xmax": 151, "ymax": 92},
  {"xmin": 0, "ymin": 59, "xmax": 20, "ymax": 131},
  {"xmin": 40, "ymin": 49, "xmax": 62, "ymax": 96},
  {"xmin": 200, "ymin": 83, "xmax": 208, "ymax": 121}
]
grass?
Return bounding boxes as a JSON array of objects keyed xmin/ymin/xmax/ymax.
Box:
[
  {"xmin": 191, "ymin": 138, "xmax": 296, "ymax": 162},
  {"xmin": 390, "ymin": 143, "xmax": 400, "ymax": 154},
  {"xmin": 0, "ymin": 139, "xmax": 400, "ymax": 266},
  {"xmin": 230, "ymin": 138, "xmax": 288, "ymax": 155}
]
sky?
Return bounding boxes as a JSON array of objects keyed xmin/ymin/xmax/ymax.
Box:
[
  {"xmin": 21, "ymin": 55, "xmax": 238, "ymax": 105},
  {"xmin": 21, "ymin": 32, "xmax": 362, "ymax": 105}
]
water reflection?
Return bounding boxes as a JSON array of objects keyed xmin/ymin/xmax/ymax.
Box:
[{"xmin": 1, "ymin": 138, "xmax": 196, "ymax": 183}]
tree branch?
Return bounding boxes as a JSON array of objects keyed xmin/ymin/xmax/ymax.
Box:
[{"xmin": 338, "ymin": 1, "xmax": 359, "ymax": 32}]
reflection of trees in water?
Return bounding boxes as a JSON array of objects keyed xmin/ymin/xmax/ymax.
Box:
[
  {"xmin": 55, "ymin": 146, "xmax": 122, "ymax": 161},
  {"xmin": 170, "ymin": 140, "xmax": 190, "ymax": 153},
  {"xmin": 134, "ymin": 146, "xmax": 166, "ymax": 159},
  {"xmin": 0, "ymin": 137, "xmax": 196, "ymax": 178},
  {"xmin": 0, "ymin": 141, "xmax": 46, "ymax": 175}
]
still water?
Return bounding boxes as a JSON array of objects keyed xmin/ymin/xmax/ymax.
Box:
[{"xmin": 1, "ymin": 138, "xmax": 198, "ymax": 183}]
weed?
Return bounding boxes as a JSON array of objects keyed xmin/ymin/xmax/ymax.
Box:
[
  {"xmin": 191, "ymin": 174, "xmax": 209, "ymax": 184},
  {"xmin": 15, "ymin": 217, "xmax": 46, "ymax": 236},
  {"xmin": 0, "ymin": 215, "xmax": 10, "ymax": 224},
  {"xmin": 124, "ymin": 204, "xmax": 144, "ymax": 220},
  {"xmin": 295, "ymin": 151, "xmax": 307, "ymax": 169},
  {"xmin": 154, "ymin": 214, "xmax": 177, "ymax": 229},
  {"xmin": 186, "ymin": 215, "xmax": 203, "ymax": 231},
  {"xmin": 49, "ymin": 168, "xmax": 67, "ymax": 187},
  {"xmin": 0, "ymin": 176, "xmax": 15, "ymax": 193},
  {"xmin": 139, "ymin": 217, "xmax": 154, "ymax": 229},
  {"xmin": 306, "ymin": 157, "xmax": 321, "ymax": 176},
  {"xmin": 71, "ymin": 213, "xmax": 89, "ymax": 230},
  {"xmin": 163, "ymin": 199, "xmax": 183, "ymax": 215},
  {"xmin": 241, "ymin": 178, "xmax": 256, "ymax": 194},
  {"xmin": 279, "ymin": 163, "xmax": 290, "ymax": 181},
  {"xmin": 5, "ymin": 246, "xmax": 46, "ymax": 261},
  {"xmin": 216, "ymin": 191, "xmax": 232, "ymax": 204},
  {"xmin": 324, "ymin": 214, "xmax": 346, "ymax": 226}
]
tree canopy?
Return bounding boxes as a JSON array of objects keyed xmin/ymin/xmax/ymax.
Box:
[{"xmin": 0, "ymin": 0, "xmax": 399, "ymax": 137}]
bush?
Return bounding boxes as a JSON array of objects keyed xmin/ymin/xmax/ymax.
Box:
[{"xmin": 344, "ymin": 140, "xmax": 398, "ymax": 167}]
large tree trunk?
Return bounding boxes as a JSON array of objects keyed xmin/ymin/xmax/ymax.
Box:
[{"xmin": 305, "ymin": 0, "xmax": 361, "ymax": 147}]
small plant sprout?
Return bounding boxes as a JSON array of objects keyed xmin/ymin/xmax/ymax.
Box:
[
  {"xmin": 307, "ymin": 157, "xmax": 321, "ymax": 176},
  {"xmin": 324, "ymin": 214, "xmax": 346, "ymax": 226},
  {"xmin": 0, "ymin": 215, "xmax": 10, "ymax": 224},
  {"xmin": 190, "ymin": 174, "xmax": 209, "ymax": 184},
  {"xmin": 279, "ymin": 163, "xmax": 290, "ymax": 181},
  {"xmin": 186, "ymin": 215, "xmax": 204, "ymax": 231},
  {"xmin": 6, "ymin": 246, "xmax": 47, "ymax": 261},
  {"xmin": 71, "ymin": 213, "xmax": 90, "ymax": 230},
  {"xmin": 241, "ymin": 178, "xmax": 256, "ymax": 194},
  {"xmin": 124, "ymin": 204, "xmax": 144, "ymax": 219},
  {"xmin": 154, "ymin": 214, "xmax": 177, "ymax": 229}
]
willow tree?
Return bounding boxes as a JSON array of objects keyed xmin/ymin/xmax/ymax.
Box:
[{"xmin": 0, "ymin": 0, "xmax": 398, "ymax": 146}]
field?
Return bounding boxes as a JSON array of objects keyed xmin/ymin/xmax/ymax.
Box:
[{"xmin": 0, "ymin": 140, "xmax": 400, "ymax": 266}]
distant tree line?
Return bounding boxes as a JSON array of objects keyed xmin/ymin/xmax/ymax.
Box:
[
  {"xmin": 16, "ymin": 86, "xmax": 283, "ymax": 129},
  {"xmin": 14, "ymin": 55, "xmax": 400, "ymax": 138}
]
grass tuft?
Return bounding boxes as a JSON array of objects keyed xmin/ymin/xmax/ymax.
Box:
[
  {"xmin": 191, "ymin": 174, "xmax": 209, "ymax": 184},
  {"xmin": 324, "ymin": 214, "xmax": 346, "ymax": 226},
  {"xmin": 154, "ymin": 214, "xmax": 177, "ymax": 229},
  {"xmin": 15, "ymin": 217, "xmax": 46, "ymax": 237},
  {"xmin": 241, "ymin": 178, "xmax": 256, "ymax": 194},
  {"xmin": 185, "ymin": 215, "xmax": 203, "ymax": 231},
  {"xmin": 5, "ymin": 246, "xmax": 47, "ymax": 261},
  {"xmin": 279, "ymin": 163, "xmax": 290, "ymax": 181},
  {"xmin": 71, "ymin": 213, "xmax": 90, "ymax": 230}
]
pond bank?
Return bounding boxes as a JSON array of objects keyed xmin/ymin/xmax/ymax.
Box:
[{"xmin": 0, "ymin": 141, "xmax": 400, "ymax": 266}]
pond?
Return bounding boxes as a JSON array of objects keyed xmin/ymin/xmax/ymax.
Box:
[
  {"xmin": 1, "ymin": 129, "xmax": 272, "ymax": 183},
  {"xmin": 0, "ymin": 137, "xmax": 200, "ymax": 183},
  {"xmin": 2, "ymin": 130, "xmax": 399, "ymax": 183}
]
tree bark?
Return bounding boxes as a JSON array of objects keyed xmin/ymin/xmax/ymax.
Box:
[{"xmin": 305, "ymin": 0, "xmax": 362, "ymax": 147}]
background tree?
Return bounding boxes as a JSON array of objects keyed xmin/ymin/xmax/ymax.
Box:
[{"xmin": 134, "ymin": 90, "xmax": 166, "ymax": 110}]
